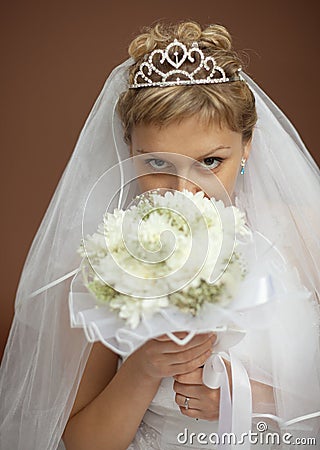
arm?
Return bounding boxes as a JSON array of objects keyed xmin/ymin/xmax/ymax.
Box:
[
  {"xmin": 63, "ymin": 333, "xmax": 216, "ymax": 450},
  {"xmin": 62, "ymin": 343, "xmax": 160, "ymax": 450}
]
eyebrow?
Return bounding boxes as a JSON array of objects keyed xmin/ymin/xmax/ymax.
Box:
[{"xmin": 135, "ymin": 146, "xmax": 231, "ymax": 158}]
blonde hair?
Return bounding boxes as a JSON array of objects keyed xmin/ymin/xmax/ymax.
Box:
[{"xmin": 117, "ymin": 21, "xmax": 257, "ymax": 143}]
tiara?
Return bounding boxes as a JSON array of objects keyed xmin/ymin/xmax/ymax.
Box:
[{"xmin": 129, "ymin": 39, "xmax": 244, "ymax": 89}]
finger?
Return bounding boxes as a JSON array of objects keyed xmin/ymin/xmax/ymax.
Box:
[
  {"xmin": 173, "ymin": 381, "xmax": 212, "ymax": 399},
  {"xmin": 174, "ymin": 381, "xmax": 219, "ymax": 399},
  {"xmin": 179, "ymin": 406, "xmax": 204, "ymax": 419},
  {"xmin": 175, "ymin": 392, "xmax": 220, "ymax": 422},
  {"xmin": 179, "ymin": 405, "xmax": 219, "ymax": 421},
  {"xmin": 175, "ymin": 393, "xmax": 202, "ymax": 410},
  {"xmin": 175, "ymin": 393, "xmax": 199, "ymax": 410},
  {"xmin": 171, "ymin": 347, "xmax": 212, "ymax": 375},
  {"xmin": 174, "ymin": 367, "xmax": 203, "ymax": 385},
  {"xmin": 174, "ymin": 381, "xmax": 220, "ymax": 404},
  {"xmin": 173, "ymin": 381, "xmax": 203, "ymax": 398},
  {"xmin": 167, "ymin": 337, "xmax": 214, "ymax": 365},
  {"xmin": 173, "ymin": 381, "xmax": 195, "ymax": 398}
]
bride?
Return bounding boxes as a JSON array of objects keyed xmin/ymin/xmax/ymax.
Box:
[{"xmin": 0, "ymin": 21, "xmax": 319, "ymax": 450}]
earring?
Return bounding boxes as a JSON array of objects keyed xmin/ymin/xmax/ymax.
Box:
[{"xmin": 240, "ymin": 157, "xmax": 246, "ymax": 175}]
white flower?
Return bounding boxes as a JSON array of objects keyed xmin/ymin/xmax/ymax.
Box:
[
  {"xmin": 80, "ymin": 189, "xmax": 249, "ymax": 327},
  {"xmin": 104, "ymin": 209, "xmax": 125, "ymax": 251},
  {"xmin": 110, "ymin": 295, "xmax": 169, "ymax": 329},
  {"xmin": 78, "ymin": 223, "xmax": 108, "ymax": 259}
]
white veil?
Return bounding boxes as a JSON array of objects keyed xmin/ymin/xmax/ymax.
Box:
[{"xmin": 0, "ymin": 57, "xmax": 319, "ymax": 449}]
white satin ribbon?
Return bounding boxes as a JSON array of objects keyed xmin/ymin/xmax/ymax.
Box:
[
  {"xmin": 203, "ymin": 350, "xmax": 252, "ymax": 450},
  {"xmin": 27, "ymin": 266, "xmax": 80, "ymax": 299},
  {"xmin": 203, "ymin": 353, "xmax": 232, "ymax": 447},
  {"xmin": 230, "ymin": 349, "xmax": 252, "ymax": 449}
]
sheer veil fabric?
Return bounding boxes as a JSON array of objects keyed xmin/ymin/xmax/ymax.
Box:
[{"xmin": 0, "ymin": 58, "xmax": 319, "ymax": 449}]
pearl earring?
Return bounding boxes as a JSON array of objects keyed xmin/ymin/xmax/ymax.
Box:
[{"xmin": 240, "ymin": 157, "xmax": 246, "ymax": 175}]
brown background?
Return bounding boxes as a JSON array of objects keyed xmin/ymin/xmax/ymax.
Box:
[{"xmin": 1, "ymin": 0, "xmax": 319, "ymax": 361}]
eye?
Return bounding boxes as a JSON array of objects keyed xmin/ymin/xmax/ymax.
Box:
[
  {"xmin": 144, "ymin": 158, "xmax": 171, "ymax": 170},
  {"xmin": 199, "ymin": 157, "xmax": 224, "ymax": 170}
]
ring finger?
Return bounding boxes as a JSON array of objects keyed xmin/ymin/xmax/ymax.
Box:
[{"xmin": 175, "ymin": 393, "xmax": 201, "ymax": 411}]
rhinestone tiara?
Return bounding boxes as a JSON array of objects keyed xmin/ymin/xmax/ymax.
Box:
[{"xmin": 129, "ymin": 39, "xmax": 244, "ymax": 89}]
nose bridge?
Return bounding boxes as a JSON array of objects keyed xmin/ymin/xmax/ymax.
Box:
[{"xmin": 175, "ymin": 166, "xmax": 198, "ymax": 193}]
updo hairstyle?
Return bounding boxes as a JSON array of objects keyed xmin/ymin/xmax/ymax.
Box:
[{"xmin": 117, "ymin": 22, "xmax": 257, "ymax": 144}]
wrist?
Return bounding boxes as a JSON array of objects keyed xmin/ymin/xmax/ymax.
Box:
[{"xmin": 123, "ymin": 353, "xmax": 162, "ymax": 389}]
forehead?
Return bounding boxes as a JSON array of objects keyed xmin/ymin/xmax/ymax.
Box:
[{"xmin": 131, "ymin": 115, "xmax": 242, "ymax": 157}]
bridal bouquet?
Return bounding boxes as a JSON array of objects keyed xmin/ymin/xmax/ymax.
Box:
[
  {"xmin": 70, "ymin": 188, "xmax": 304, "ymax": 424},
  {"xmin": 77, "ymin": 189, "xmax": 251, "ymax": 329}
]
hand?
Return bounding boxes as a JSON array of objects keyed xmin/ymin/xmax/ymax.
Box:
[
  {"xmin": 126, "ymin": 332, "xmax": 216, "ymax": 382},
  {"xmin": 173, "ymin": 358, "xmax": 232, "ymax": 421},
  {"xmin": 173, "ymin": 367, "xmax": 219, "ymax": 420}
]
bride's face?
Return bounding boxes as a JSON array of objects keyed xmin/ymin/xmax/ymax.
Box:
[{"xmin": 130, "ymin": 115, "xmax": 251, "ymax": 200}]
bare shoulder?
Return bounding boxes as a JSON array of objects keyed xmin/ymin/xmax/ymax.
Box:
[{"xmin": 67, "ymin": 341, "xmax": 119, "ymax": 421}]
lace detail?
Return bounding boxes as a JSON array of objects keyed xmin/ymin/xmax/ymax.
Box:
[{"xmin": 127, "ymin": 421, "xmax": 161, "ymax": 449}]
